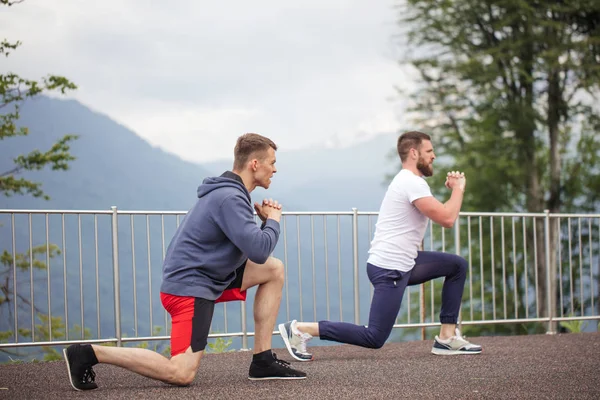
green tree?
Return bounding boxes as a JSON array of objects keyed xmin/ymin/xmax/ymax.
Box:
[
  {"xmin": 399, "ymin": 0, "xmax": 600, "ymax": 330},
  {"xmin": 1, "ymin": 0, "xmax": 78, "ymax": 200},
  {"xmin": 1, "ymin": 0, "xmax": 78, "ymax": 360}
]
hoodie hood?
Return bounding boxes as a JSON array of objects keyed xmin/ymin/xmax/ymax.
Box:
[{"xmin": 197, "ymin": 172, "xmax": 251, "ymax": 201}]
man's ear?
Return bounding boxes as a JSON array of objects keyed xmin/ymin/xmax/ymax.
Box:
[{"xmin": 250, "ymin": 159, "xmax": 259, "ymax": 171}]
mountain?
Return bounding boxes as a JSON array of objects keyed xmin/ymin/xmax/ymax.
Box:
[
  {"xmin": 2, "ymin": 97, "xmax": 399, "ymax": 212},
  {"xmin": 1, "ymin": 96, "xmax": 214, "ymax": 211},
  {"xmin": 204, "ymin": 134, "xmax": 400, "ymax": 212}
]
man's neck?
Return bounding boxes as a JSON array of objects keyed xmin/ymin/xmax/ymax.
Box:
[
  {"xmin": 402, "ymin": 163, "xmax": 422, "ymax": 177},
  {"xmin": 232, "ymin": 169, "xmax": 256, "ymax": 192}
]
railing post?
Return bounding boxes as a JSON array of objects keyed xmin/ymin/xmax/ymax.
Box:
[
  {"xmin": 454, "ymin": 220, "xmax": 461, "ymax": 255},
  {"xmin": 544, "ymin": 209, "xmax": 556, "ymax": 334},
  {"xmin": 111, "ymin": 206, "xmax": 122, "ymax": 347},
  {"xmin": 241, "ymin": 300, "xmax": 249, "ymax": 350},
  {"xmin": 420, "ymin": 240, "xmax": 425, "ymax": 340},
  {"xmin": 352, "ymin": 208, "xmax": 360, "ymax": 325},
  {"xmin": 419, "ymin": 282, "xmax": 425, "ymax": 340},
  {"xmin": 455, "ymin": 217, "xmax": 463, "ymax": 331}
]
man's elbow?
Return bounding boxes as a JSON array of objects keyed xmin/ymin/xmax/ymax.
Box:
[
  {"xmin": 248, "ymin": 251, "xmax": 270, "ymax": 265},
  {"xmin": 442, "ymin": 220, "xmax": 455, "ymax": 229},
  {"xmin": 438, "ymin": 214, "xmax": 456, "ymax": 229}
]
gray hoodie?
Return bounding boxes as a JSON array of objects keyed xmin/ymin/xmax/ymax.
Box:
[{"xmin": 160, "ymin": 172, "xmax": 280, "ymax": 300}]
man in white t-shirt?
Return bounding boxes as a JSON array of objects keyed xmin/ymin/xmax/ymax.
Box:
[{"xmin": 278, "ymin": 131, "xmax": 482, "ymax": 361}]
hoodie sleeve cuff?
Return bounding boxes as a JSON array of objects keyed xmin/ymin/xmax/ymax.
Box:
[{"xmin": 264, "ymin": 218, "xmax": 280, "ymax": 233}]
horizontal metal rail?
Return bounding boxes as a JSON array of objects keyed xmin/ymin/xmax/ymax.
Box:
[{"xmin": 0, "ymin": 208, "xmax": 598, "ymax": 353}]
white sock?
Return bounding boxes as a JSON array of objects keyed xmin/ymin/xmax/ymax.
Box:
[{"xmin": 291, "ymin": 320, "xmax": 303, "ymax": 336}]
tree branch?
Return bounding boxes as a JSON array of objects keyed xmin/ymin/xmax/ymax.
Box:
[
  {"xmin": 1, "ymin": 0, "xmax": 25, "ymax": 6},
  {"xmin": 477, "ymin": 4, "xmax": 520, "ymax": 99},
  {"xmin": 0, "ymin": 165, "xmax": 22, "ymax": 178}
]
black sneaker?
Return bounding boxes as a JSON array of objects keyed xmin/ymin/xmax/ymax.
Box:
[
  {"xmin": 63, "ymin": 344, "xmax": 98, "ymax": 390},
  {"xmin": 248, "ymin": 352, "xmax": 307, "ymax": 381}
]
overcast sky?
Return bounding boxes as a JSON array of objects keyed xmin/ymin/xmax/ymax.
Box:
[{"xmin": 1, "ymin": 0, "xmax": 416, "ymax": 163}]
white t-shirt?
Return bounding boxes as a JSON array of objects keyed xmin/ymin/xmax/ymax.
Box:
[{"xmin": 367, "ymin": 169, "xmax": 432, "ymax": 272}]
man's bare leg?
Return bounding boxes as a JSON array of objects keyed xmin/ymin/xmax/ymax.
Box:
[
  {"xmin": 242, "ymin": 256, "xmax": 307, "ymax": 380},
  {"xmin": 241, "ymin": 257, "xmax": 285, "ymax": 353},
  {"xmin": 92, "ymin": 345, "xmax": 203, "ymax": 386},
  {"xmin": 295, "ymin": 322, "xmax": 319, "ymax": 337},
  {"xmin": 439, "ymin": 323, "xmax": 456, "ymax": 340}
]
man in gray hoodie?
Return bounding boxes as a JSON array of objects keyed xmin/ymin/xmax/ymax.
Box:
[{"xmin": 63, "ymin": 133, "xmax": 306, "ymax": 391}]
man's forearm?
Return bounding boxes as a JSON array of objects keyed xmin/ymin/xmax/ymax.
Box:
[{"xmin": 443, "ymin": 187, "xmax": 464, "ymax": 224}]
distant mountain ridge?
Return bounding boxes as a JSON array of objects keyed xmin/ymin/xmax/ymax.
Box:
[
  {"xmin": 1, "ymin": 97, "xmax": 214, "ymax": 210},
  {"xmin": 1, "ymin": 96, "xmax": 399, "ymax": 211},
  {"xmin": 204, "ymin": 133, "xmax": 400, "ymax": 212}
]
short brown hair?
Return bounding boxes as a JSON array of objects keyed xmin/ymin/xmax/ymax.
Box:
[
  {"xmin": 397, "ymin": 131, "xmax": 431, "ymax": 162},
  {"xmin": 233, "ymin": 133, "xmax": 278, "ymax": 170}
]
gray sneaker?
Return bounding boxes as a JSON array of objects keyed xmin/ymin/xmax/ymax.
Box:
[
  {"xmin": 278, "ymin": 320, "xmax": 313, "ymax": 362},
  {"xmin": 431, "ymin": 328, "xmax": 482, "ymax": 355}
]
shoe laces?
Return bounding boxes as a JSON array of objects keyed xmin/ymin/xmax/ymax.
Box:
[
  {"xmin": 452, "ymin": 328, "xmax": 472, "ymax": 345},
  {"xmin": 290, "ymin": 321, "xmax": 312, "ymax": 354},
  {"xmin": 81, "ymin": 366, "xmax": 96, "ymax": 384},
  {"xmin": 295, "ymin": 333, "xmax": 312, "ymax": 354},
  {"xmin": 272, "ymin": 353, "xmax": 291, "ymax": 368}
]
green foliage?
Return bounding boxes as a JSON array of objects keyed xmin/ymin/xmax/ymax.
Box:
[
  {"xmin": 401, "ymin": 0, "xmax": 600, "ymax": 213},
  {"xmin": 560, "ymin": 318, "xmax": 584, "ymax": 333},
  {"xmin": 0, "ymin": 0, "xmax": 81, "ymax": 363},
  {"xmin": 1, "ymin": 313, "xmax": 89, "ymax": 362},
  {"xmin": 395, "ymin": 0, "xmax": 600, "ymax": 337},
  {"xmin": 396, "ymin": 220, "xmax": 549, "ymax": 339},
  {"xmin": 0, "ymin": 232, "xmax": 82, "ymax": 362},
  {"xmin": 0, "ymin": 330, "xmax": 12, "ymax": 342},
  {"xmin": 0, "ymin": 244, "xmax": 61, "ymax": 319},
  {"xmin": 397, "ymin": 214, "xmax": 598, "ymax": 338},
  {"xmin": 1, "ymin": 0, "xmax": 78, "ymax": 200},
  {"xmin": 206, "ymin": 337, "xmax": 234, "ymax": 354},
  {"xmin": 0, "ymin": 244, "xmax": 61, "ymax": 273},
  {"xmin": 38, "ymin": 315, "xmax": 68, "ymax": 361}
]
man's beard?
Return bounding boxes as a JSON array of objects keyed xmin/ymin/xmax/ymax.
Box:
[{"xmin": 417, "ymin": 157, "xmax": 433, "ymax": 177}]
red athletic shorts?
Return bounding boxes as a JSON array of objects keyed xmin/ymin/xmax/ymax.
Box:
[{"xmin": 160, "ymin": 263, "xmax": 247, "ymax": 357}]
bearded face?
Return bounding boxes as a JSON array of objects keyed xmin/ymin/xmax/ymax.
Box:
[{"xmin": 417, "ymin": 153, "xmax": 433, "ymax": 177}]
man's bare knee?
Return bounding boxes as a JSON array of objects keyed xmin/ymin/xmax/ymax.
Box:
[
  {"xmin": 167, "ymin": 364, "xmax": 197, "ymax": 386},
  {"xmin": 176, "ymin": 369, "xmax": 197, "ymax": 386},
  {"xmin": 166, "ymin": 350, "xmax": 202, "ymax": 386},
  {"xmin": 269, "ymin": 257, "xmax": 285, "ymax": 284}
]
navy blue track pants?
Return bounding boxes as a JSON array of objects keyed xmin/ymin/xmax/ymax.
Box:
[{"xmin": 318, "ymin": 251, "xmax": 467, "ymax": 349}]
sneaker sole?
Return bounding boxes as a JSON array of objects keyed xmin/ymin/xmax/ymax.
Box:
[
  {"xmin": 278, "ymin": 323, "xmax": 313, "ymax": 362},
  {"xmin": 63, "ymin": 348, "xmax": 82, "ymax": 391},
  {"xmin": 431, "ymin": 348, "xmax": 482, "ymax": 355},
  {"xmin": 248, "ymin": 376, "xmax": 307, "ymax": 381}
]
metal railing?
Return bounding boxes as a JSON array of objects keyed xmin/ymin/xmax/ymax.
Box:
[{"xmin": 0, "ymin": 208, "xmax": 598, "ymax": 352}]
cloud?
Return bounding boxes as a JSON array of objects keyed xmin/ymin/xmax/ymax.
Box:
[{"xmin": 1, "ymin": 0, "xmax": 412, "ymax": 162}]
